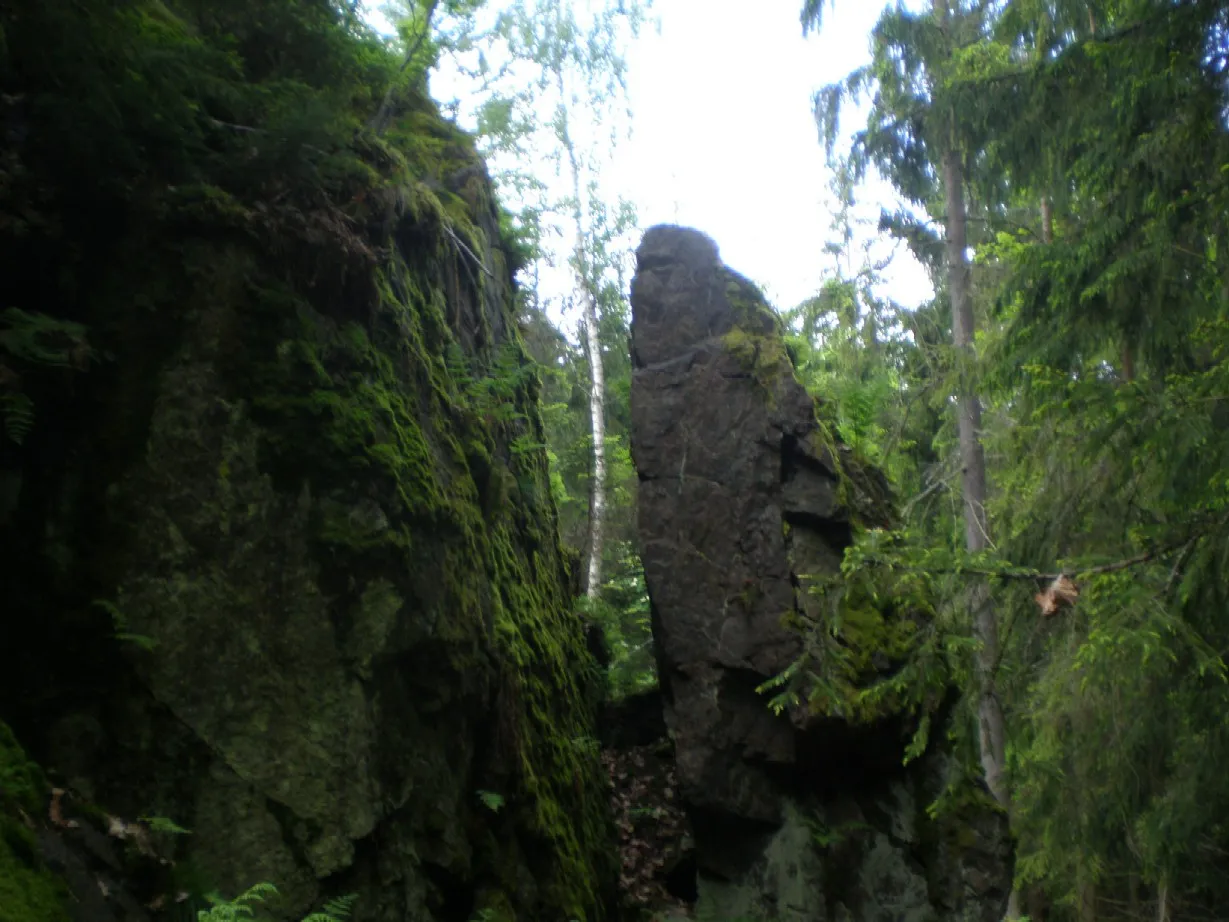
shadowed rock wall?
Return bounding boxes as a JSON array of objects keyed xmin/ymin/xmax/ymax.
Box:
[
  {"xmin": 0, "ymin": 72, "xmax": 615, "ymax": 922},
  {"xmin": 630, "ymin": 225, "xmax": 1011, "ymax": 922}
]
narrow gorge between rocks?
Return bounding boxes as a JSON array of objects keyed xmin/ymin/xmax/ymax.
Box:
[
  {"xmin": 0, "ymin": 187, "xmax": 1011, "ymax": 922},
  {"xmin": 8, "ymin": 1, "xmax": 1225, "ymax": 920}
]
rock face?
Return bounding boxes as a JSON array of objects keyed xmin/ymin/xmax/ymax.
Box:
[
  {"xmin": 0, "ymin": 70, "xmax": 614, "ymax": 922},
  {"xmin": 630, "ymin": 225, "xmax": 1011, "ymax": 922}
]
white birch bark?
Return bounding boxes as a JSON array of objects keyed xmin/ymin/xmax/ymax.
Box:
[{"xmin": 555, "ymin": 79, "xmax": 607, "ymax": 599}]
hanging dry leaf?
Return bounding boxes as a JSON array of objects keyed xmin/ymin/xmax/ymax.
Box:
[
  {"xmin": 48, "ymin": 788, "xmax": 78, "ymax": 828},
  {"xmin": 1035, "ymin": 575, "xmax": 1080, "ymax": 617}
]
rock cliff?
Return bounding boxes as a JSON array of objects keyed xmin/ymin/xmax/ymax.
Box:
[
  {"xmin": 629, "ymin": 225, "xmax": 1011, "ymax": 922},
  {"xmin": 0, "ymin": 4, "xmax": 615, "ymax": 915}
]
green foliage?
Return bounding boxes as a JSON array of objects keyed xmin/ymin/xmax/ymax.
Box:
[
  {"xmin": 0, "ymin": 723, "xmax": 45, "ymax": 816},
  {"xmin": 518, "ymin": 198, "xmax": 656, "ymax": 700},
  {"xmin": 0, "ymin": 722, "xmax": 70, "ymax": 922},
  {"xmin": 758, "ymin": 530, "xmax": 967, "ymax": 738},
  {"xmin": 799, "ymin": 0, "xmax": 1229, "ymax": 914},
  {"xmin": 0, "ymin": 310, "xmax": 89, "ymax": 369},
  {"xmin": 93, "ymin": 599, "xmax": 159, "ymax": 652},
  {"xmin": 196, "ymin": 883, "xmax": 355, "ymax": 922},
  {"xmin": 806, "ymin": 814, "xmax": 871, "ymax": 850},
  {"xmin": 140, "ymin": 815, "xmax": 192, "ymax": 835},
  {"xmin": 302, "ymin": 896, "xmax": 359, "ymax": 922},
  {"xmin": 0, "ymin": 309, "xmax": 90, "ymax": 444},
  {"xmin": 0, "ymin": 820, "xmax": 71, "ymax": 922},
  {"xmin": 476, "ymin": 789, "xmax": 506, "ymax": 812},
  {"xmin": 197, "ymin": 883, "xmax": 281, "ymax": 922},
  {"xmin": 415, "ymin": 0, "xmax": 655, "ymax": 700},
  {"xmin": 576, "ymin": 548, "xmax": 655, "ymax": 697}
]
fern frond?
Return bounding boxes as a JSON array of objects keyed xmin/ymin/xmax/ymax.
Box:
[{"xmin": 0, "ymin": 391, "xmax": 35, "ymax": 444}]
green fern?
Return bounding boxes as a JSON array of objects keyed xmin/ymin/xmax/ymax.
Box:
[
  {"xmin": 301, "ymin": 894, "xmax": 357, "ymax": 922},
  {"xmin": 197, "ymin": 884, "xmax": 356, "ymax": 922},
  {"xmin": 0, "ymin": 307, "xmax": 91, "ymax": 445},
  {"xmin": 0, "ymin": 391, "xmax": 35, "ymax": 444},
  {"xmin": 140, "ymin": 815, "xmax": 192, "ymax": 835},
  {"xmin": 475, "ymin": 788, "xmax": 505, "ymax": 812},
  {"xmin": 0, "ymin": 308, "xmax": 89, "ymax": 367},
  {"xmin": 93, "ymin": 599, "xmax": 159, "ymax": 651},
  {"xmin": 197, "ymin": 883, "xmax": 279, "ymax": 922}
]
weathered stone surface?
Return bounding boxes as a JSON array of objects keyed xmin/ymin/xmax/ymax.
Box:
[
  {"xmin": 630, "ymin": 225, "xmax": 1011, "ymax": 922},
  {"xmin": 0, "ymin": 89, "xmax": 615, "ymax": 922},
  {"xmin": 631, "ymin": 225, "xmax": 844, "ymax": 823}
]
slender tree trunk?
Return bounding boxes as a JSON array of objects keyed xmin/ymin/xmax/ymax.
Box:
[
  {"xmin": 943, "ymin": 143, "xmax": 1007, "ymax": 807},
  {"xmin": 1078, "ymin": 879, "xmax": 1097, "ymax": 922},
  {"xmin": 368, "ymin": 0, "xmax": 440, "ymax": 135},
  {"xmin": 943, "ymin": 142, "xmax": 1018, "ymax": 919},
  {"xmin": 1041, "ymin": 195, "xmax": 1054, "ymax": 244},
  {"xmin": 1155, "ymin": 876, "xmax": 1169, "ymax": 922},
  {"xmin": 556, "ymin": 83, "xmax": 608, "ymax": 599},
  {"xmin": 579, "ymin": 251, "xmax": 608, "ymax": 598}
]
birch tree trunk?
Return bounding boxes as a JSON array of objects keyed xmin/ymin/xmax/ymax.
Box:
[{"xmin": 556, "ymin": 81, "xmax": 608, "ymax": 599}]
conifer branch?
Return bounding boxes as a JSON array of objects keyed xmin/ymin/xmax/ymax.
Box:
[{"xmin": 932, "ymin": 543, "xmax": 1184, "ymax": 583}]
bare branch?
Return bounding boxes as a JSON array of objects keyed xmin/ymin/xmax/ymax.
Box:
[{"xmin": 443, "ymin": 223, "xmax": 495, "ymax": 279}]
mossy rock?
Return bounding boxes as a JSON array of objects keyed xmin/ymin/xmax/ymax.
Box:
[
  {"xmin": 0, "ymin": 822, "xmax": 71, "ymax": 922},
  {"xmin": 0, "ymin": 2, "xmax": 617, "ymax": 917},
  {"xmin": 0, "ymin": 723, "xmax": 70, "ymax": 922}
]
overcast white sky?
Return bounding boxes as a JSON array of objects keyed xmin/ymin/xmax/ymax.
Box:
[
  {"xmin": 607, "ymin": 0, "xmax": 932, "ymax": 312},
  {"xmin": 381, "ymin": 0, "xmax": 936, "ymax": 326}
]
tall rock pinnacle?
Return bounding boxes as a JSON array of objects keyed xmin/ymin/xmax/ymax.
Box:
[{"xmin": 630, "ymin": 225, "xmax": 1010, "ymax": 922}]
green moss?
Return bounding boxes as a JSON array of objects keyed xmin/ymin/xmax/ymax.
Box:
[
  {"xmin": 717, "ymin": 269, "xmax": 796, "ymax": 415},
  {"xmin": 222, "ymin": 100, "xmax": 614, "ymax": 917},
  {"xmin": 0, "ymin": 724, "xmax": 44, "ymax": 816},
  {"xmin": 721, "ymin": 325, "xmax": 795, "ymax": 423},
  {"xmin": 0, "ymin": 823, "xmax": 71, "ymax": 922},
  {"xmin": 807, "ymin": 420, "xmax": 895, "ymax": 528},
  {"xmin": 0, "ymin": 723, "xmax": 71, "ymax": 922},
  {"xmin": 721, "ymin": 270, "xmax": 781, "ymax": 335},
  {"xmin": 476, "ymin": 518, "xmax": 614, "ymax": 919}
]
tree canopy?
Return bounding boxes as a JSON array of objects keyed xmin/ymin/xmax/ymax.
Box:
[{"xmin": 787, "ymin": 0, "xmax": 1229, "ymax": 917}]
